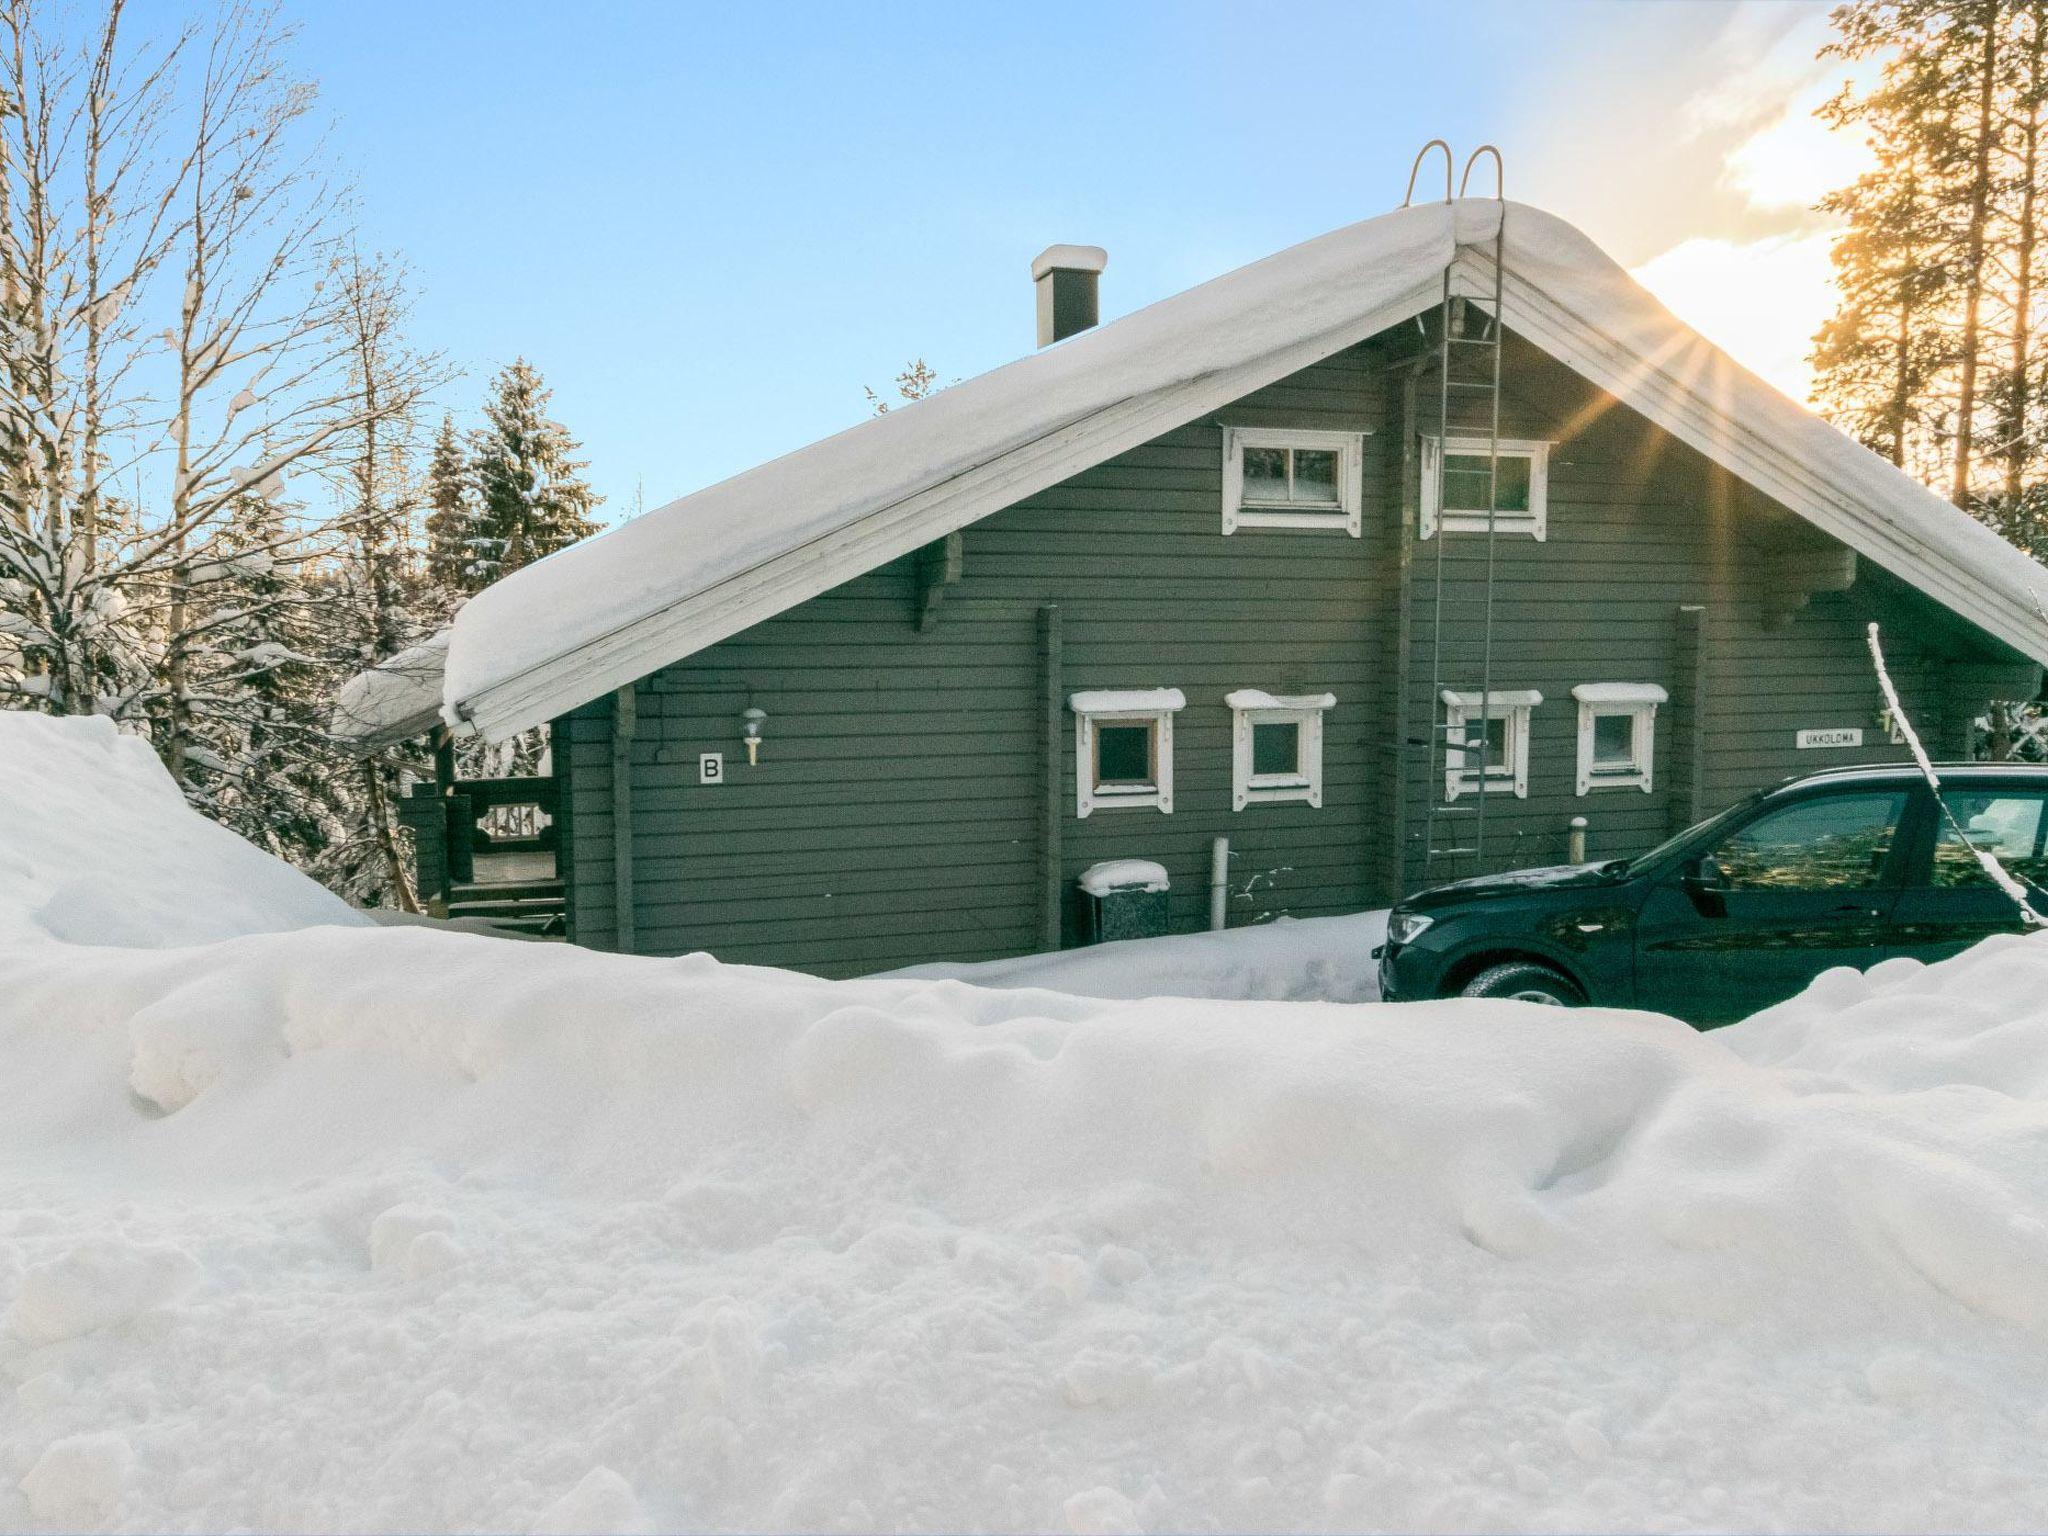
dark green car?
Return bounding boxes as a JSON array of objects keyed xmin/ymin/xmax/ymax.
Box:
[{"xmin": 1375, "ymin": 763, "xmax": 2048, "ymax": 1026}]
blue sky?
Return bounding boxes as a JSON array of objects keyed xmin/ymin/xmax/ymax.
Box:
[{"xmin": 296, "ymin": 0, "xmax": 1843, "ymax": 523}]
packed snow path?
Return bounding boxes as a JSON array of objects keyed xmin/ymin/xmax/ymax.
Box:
[{"xmin": 6, "ymin": 715, "xmax": 2048, "ymax": 1531}]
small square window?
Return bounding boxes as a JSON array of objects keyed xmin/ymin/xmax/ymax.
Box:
[
  {"xmin": 1422, "ymin": 437, "xmax": 1549, "ymax": 540},
  {"xmin": 1096, "ymin": 723, "xmax": 1155, "ymax": 786},
  {"xmin": 1071, "ymin": 689, "xmax": 1184, "ymax": 816},
  {"xmin": 1572, "ymin": 683, "xmax": 1665, "ymax": 794},
  {"xmin": 1222, "ymin": 428, "xmax": 1363, "ymax": 535},
  {"xmin": 1591, "ymin": 712, "xmax": 1635, "ymax": 766},
  {"xmin": 1228, "ymin": 690, "xmax": 1334, "ymax": 810},
  {"xmin": 1442, "ymin": 689, "xmax": 1541, "ymax": 800},
  {"xmin": 1251, "ymin": 721, "xmax": 1300, "ymax": 777}
]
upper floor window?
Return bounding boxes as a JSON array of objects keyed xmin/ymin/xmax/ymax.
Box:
[
  {"xmin": 1221, "ymin": 427, "xmax": 1363, "ymax": 536},
  {"xmin": 1421, "ymin": 436, "xmax": 1549, "ymax": 540}
]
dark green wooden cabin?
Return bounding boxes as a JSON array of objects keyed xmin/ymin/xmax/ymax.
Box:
[{"xmin": 339, "ymin": 199, "xmax": 2048, "ymax": 976}]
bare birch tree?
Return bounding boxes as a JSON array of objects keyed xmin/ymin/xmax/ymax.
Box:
[{"xmin": 0, "ymin": 0, "xmax": 437, "ymax": 791}]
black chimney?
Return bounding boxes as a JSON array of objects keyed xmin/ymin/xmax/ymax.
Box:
[{"xmin": 1032, "ymin": 244, "xmax": 1107, "ymax": 347}]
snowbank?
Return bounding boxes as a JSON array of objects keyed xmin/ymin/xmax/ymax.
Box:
[
  {"xmin": 9, "ymin": 920, "xmax": 2048, "ymax": 1530},
  {"xmin": 0, "ymin": 713, "xmax": 365, "ymax": 947},
  {"xmin": 890, "ymin": 911, "xmax": 1388, "ymax": 1003},
  {"xmin": 10, "ymin": 715, "xmax": 2048, "ymax": 1530}
]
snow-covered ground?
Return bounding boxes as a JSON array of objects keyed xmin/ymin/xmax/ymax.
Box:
[
  {"xmin": 8, "ymin": 715, "xmax": 2048, "ymax": 1532},
  {"xmin": 890, "ymin": 910, "xmax": 1389, "ymax": 1003}
]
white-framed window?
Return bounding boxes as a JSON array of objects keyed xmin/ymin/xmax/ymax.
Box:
[
  {"xmin": 1221, "ymin": 426, "xmax": 1364, "ymax": 536},
  {"xmin": 1421, "ymin": 437, "xmax": 1550, "ymax": 540},
  {"xmin": 1441, "ymin": 688, "xmax": 1542, "ymax": 800},
  {"xmin": 1070, "ymin": 688, "xmax": 1185, "ymax": 817},
  {"xmin": 1572, "ymin": 683, "xmax": 1666, "ymax": 795},
  {"xmin": 1225, "ymin": 690, "xmax": 1335, "ymax": 811}
]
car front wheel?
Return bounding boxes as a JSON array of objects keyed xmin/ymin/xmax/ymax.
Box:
[{"xmin": 1459, "ymin": 961, "xmax": 1585, "ymax": 1007}]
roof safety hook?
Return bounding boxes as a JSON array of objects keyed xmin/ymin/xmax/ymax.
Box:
[
  {"xmin": 1403, "ymin": 140, "xmax": 1453, "ymax": 207},
  {"xmin": 1458, "ymin": 145, "xmax": 1504, "ymax": 200}
]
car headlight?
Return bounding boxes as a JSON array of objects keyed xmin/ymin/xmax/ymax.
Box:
[{"xmin": 1387, "ymin": 911, "xmax": 1434, "ymax": 946}]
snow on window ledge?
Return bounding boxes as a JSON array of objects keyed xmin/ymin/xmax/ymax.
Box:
[{"xmin": 1069, "ymin": 688, "xmax": 1186, "ymax": 715}]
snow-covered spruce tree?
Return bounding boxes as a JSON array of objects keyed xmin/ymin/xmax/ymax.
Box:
[
  {"xmin": 465, "ymin": 358, "xmax": 600, "ymax": 591},
  {"xmin": 422, "ymin": 410, "xmax": 473, "ymax": 610},
  {"xmin": 178, "ymin": 488, "xmax": 343, "ymax": 865}
]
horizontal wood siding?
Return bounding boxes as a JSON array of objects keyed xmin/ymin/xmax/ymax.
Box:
[
  {"xmin": 557, "ymin": 346, "xmax": 1391, "ymax": 974},
  {"xmin": 550, "ymin": 326, "xmax": 2024, "ymax": 975},
  {"xmin": 1398, "ymin": 338, "xmax": 1956, "ymax": 886}
]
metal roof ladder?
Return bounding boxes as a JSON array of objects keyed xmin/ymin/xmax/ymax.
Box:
[{"xmin": 1407, "ymin": 144, "xmax": 1509, "ymax": 875}]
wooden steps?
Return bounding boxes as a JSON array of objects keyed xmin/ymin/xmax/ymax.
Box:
[{"xmin": 446, "ymin": 877, "xmax": 567, "ymax": 937}]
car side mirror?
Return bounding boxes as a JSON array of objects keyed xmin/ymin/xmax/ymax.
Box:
[{"xmin": 1682, "ymin": 854, "xmax": 1730, "ymax": 914}]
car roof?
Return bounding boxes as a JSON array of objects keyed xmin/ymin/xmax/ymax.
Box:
[{"xmin": 1770, "ymin": 762, "xmax": 2048, "ymax": 794}]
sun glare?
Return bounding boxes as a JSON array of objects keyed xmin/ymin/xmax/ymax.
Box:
[
  {"xmin": 1626, "ymin": 46, "xmax": 1881, "ymax": 409},
  {"xmin": 1630, "ymin": 232, "xmax": 1839, "ymax": 407}
]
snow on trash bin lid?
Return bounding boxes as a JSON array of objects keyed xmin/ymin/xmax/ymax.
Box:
[{"xmin": 1078, "ymin": 859, "xmax": 1170, "ymax": 897}]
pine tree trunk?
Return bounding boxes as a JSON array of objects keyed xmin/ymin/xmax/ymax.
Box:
[
  {"xmin": 363, "ymin": 761, "xmax": 422, "ymax": 914},
  {"xmin": 1952, "ymin": 4, "xmax": 2004, "ymax": 508},
  {"xmin": 2010, "ymin": 5, "xmax": 2045, "ymax": 500},
  {"xmin": 1890, "ymin": 177, "xmax": 1918, "ymax": 470}
]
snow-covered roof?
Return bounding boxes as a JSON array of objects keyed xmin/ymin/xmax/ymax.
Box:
[
  {"xmin": 358, "ymin": 199, "xmax": 2048, "ymax": 744},
  {"xmin": 331, "ymin": 630, "xmax": 450, "ymax": 750}
]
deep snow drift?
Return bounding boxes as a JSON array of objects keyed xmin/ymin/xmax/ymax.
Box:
[
  {"xmin": 0, "ymin": 713, "xmax": 365, "ymax": 947},
  {"xmin": 7, "ymin": 717, "xmax": 2048, "ymax": 1532},
  {"xmin": 891, "ymin": 910, "xmax": 1389, "ymax": 1003}
]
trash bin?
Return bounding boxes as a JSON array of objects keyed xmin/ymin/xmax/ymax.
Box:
[{"xmin": 1078, "ymin": 859, "xmax": 1170, "ymax": 944}]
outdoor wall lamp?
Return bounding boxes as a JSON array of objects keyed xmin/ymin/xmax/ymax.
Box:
[{"xmin": 742, "ymin": 706, "xmax": 767, "ymax": 766}]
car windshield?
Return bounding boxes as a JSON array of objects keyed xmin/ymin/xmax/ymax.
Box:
[{"xmin": 1621, "ymin": 792, "xmax": 1769, "ymax": 876}]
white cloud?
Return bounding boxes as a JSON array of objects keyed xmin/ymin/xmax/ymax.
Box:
[
  {"xmin": 1681, "ymin": 5, "xmax": 1838, "ymax": 139},
  {"xmin": 1629, "ymin": 230, "xmax": 1838, "ymax": 405},
  {"xmin": 1723, "ymin": 56, "xmax": 1880, "ymax": 212}
]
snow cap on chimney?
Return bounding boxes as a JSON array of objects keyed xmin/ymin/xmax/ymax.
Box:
[{"xmin": 1032, "ymin": 244, "xmax": 1108, "ymax": 348}]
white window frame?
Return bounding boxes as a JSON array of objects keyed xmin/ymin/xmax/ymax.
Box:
[
  {"xmin": 1225, "ymin": 690, "xmax": 1335, "ymax": 811},
  {"xmin": 1421, "ymin": 436, "xmax": 1550, "ymax": 540},
  {"xmin": 1572, "ymin": 683, "xmax": 1666, "ymax": 795},
  {"xmin": 1071, "ymin": 688, "xmax": 1185, "ymax": 817},
  {"xmin": 1221, "ymin": 426, "xmax": 1364, "ymax": 536},
  {"xmin": 1441, "ymin": 688, "xmax": 1542, "ymax": 800}
]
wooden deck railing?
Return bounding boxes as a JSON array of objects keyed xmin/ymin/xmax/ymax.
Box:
[{"xmin": 399, "ymin": 774, "xmax": 560, "ymax": 906}]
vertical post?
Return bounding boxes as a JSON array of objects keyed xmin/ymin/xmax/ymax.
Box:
[
  {"xmin": 611, "ymin": 683, "xmax": 637, "ymax": 954},
  {"xmin": 433, "ymin": 728, "xmax": 456, "ymax": 796},
  {"xmin": 1384, "ymin": 373, "xmax": 1419, "ymax": 902},
  {"xmin": 1039, "ymin": 604, "xmax": 1063, "ymax": 951},
  {"xmin": 1667, "ymin": 605, "xmax": 1709, "ymax": 834}
]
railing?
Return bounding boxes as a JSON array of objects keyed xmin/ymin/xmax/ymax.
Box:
[{"xmin": 399, "ymin": 773, "xmax": 560, "ymax": 907}]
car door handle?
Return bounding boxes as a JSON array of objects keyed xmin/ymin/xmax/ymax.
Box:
[{"xmin": 1827, "ymin": 903, "xmax": 1882, "ymax": 918}]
